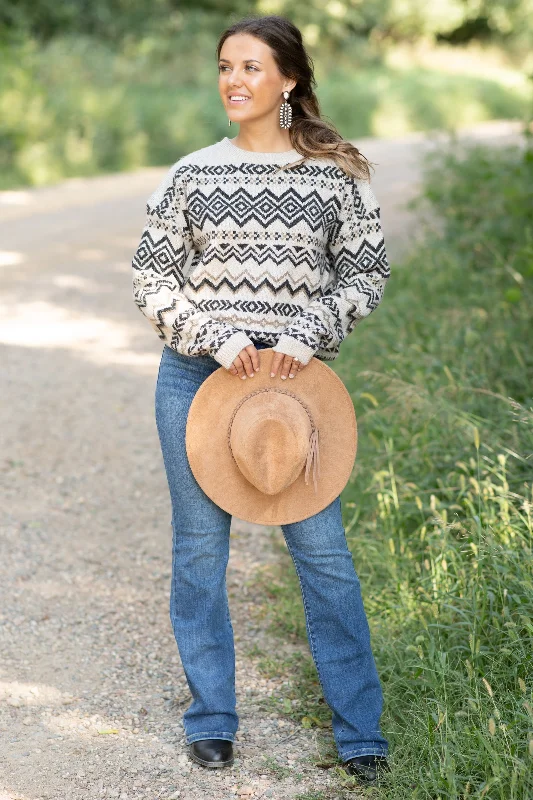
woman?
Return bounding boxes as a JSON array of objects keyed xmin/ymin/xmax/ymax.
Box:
[{"xmin": 131, "ymin": 14, "xmax": 391, "ymax": 785}]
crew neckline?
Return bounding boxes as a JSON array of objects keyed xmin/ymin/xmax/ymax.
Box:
[{"xmin": 220, "ymin": 136, "xmax": 302, "ymax": 164}]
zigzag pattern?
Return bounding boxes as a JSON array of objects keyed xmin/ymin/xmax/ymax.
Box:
[
  {"xmin": 186, "ymin": 272, "xmax": 327, "ymax": 300},
  {"xmin": 200, "ymin": 241, "xmax": 327, "ymax": 270},
  {"xmin": 131, "ymin": 137, "xmax": 390, "ymax": 370},
  {"xmin": 133, "ymin": 229, "xmax": 188, "ymax": 283},
  {"xmin": 332, "ymin": 241, "xmax": 390, "ymax": 278}
]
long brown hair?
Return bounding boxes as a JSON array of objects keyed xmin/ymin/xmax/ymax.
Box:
[{"xmin": 217, "ymin": 14, "xmax": 375, "ymax": 181}]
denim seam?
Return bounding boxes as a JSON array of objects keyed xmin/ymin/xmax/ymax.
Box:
[
  {"xmin": 187, "ymin": 732, "xmax": 235, "ymax": 741},
  {"xmin": 169, "ymin": 518, "xmax": 178, "ymax": 624}
]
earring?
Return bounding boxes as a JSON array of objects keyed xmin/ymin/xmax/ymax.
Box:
[
  {"xmin": 279, "ymin": 90, "xmax": 292, "ymax": 129},
  {"xmin": 228, "ymin": 118, "xmax": 231, "ymax": 126}
]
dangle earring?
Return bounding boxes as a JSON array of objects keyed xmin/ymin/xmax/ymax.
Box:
[
  {"xmin": 279, "ymin": 90, "xmax": 292, "ymax": 129},
  {"xmin": 228, "ymin": 118, "xmax": 231, "ymax": 126}
]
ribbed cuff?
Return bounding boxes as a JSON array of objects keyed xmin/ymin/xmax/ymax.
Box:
[
  {"xmin": 212, "ymin": 331, "xmax": 255, "ymax": 370},
  {"xmin": 272, "ymin": 334, "xmax": 318, "ymax": 365}
]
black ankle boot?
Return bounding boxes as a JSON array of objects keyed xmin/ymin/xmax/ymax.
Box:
[
  {"xmin": 342, "ymin": 754, "xmax": 390, "ymax": 783},
  {"xmin": 189, "ymin": 738, "xmax": 234, "ymax": 768}
]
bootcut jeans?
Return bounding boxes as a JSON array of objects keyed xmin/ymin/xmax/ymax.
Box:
[{"xmin": 154, "ymin": 342, "xmax": 388, "ymax": 761}]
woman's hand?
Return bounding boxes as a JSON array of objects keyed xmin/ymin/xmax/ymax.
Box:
[
  {"xmin": 228, "ymin": 345, "xmax": 260, "ymax": 379},
  {"xmin": 228, "ymin": 345, "xmax": 306, "ymax": 380},
  {"xmin": 269, "ymin": 350, "xmax": 306, "ymax": 380}
]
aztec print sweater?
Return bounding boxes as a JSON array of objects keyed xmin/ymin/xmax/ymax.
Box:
[{"xmin": 131, "ymin": 135, "xmax": 390, "ymax": 371}]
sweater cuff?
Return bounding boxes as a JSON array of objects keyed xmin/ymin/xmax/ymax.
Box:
[
  {"xmin": 212, "ymin": 331, "xmax": 255, "ymax": 370},
  {"xmin": 271, "ymin": 334, "xmax": 318, "ymax": 366}
]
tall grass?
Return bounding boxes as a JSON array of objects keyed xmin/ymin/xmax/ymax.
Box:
[
  {"xmin": 250, "ymin": 141, "xmax": 533, "ymax": 798},
  {"xmin": 1, "ymin": 34, "xmax": 531, "ymax": 188}
]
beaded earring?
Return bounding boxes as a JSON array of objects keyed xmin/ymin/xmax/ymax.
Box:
[{"xmin": 279, "ymin": 90, "xmax": 292, "ymax": 129}]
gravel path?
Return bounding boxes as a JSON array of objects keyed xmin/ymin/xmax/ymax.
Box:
[{"xmin": 0, "ymin": 120, "xmax": 527, "ymax": 800}]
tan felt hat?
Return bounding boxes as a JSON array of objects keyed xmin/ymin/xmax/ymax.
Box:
[{"xmin": 185, "ymin": 348, "xmax": 357, "ymax": 525}]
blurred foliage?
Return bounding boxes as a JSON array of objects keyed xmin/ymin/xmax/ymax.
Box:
[
  {"xmin": 1, "ymin": 32, "xmax": 531, "ymax": 189},
  {"xmin": 1, "ymin": 0, "xmax": 533, "ymax": 64},
  {"xmin": 1, "ymin": 2, "xmax": 532, "ymax": 188}
]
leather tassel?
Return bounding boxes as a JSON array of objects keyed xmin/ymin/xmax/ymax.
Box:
[{"xmin": 304, "ymin": 428, "xmax": 321, "ymax": 492}]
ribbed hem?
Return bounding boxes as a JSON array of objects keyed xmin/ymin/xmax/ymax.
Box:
[
  {"xmin": 212, "ymin": 331, "xmax": 255, "ymax": 370},
  {"xmin": 272, "ymin": 334, "xmax": 318, "ymax": 365},
  {"xmin": 219, "ymin": 137, "xmax": 304, "ymax": 165}
]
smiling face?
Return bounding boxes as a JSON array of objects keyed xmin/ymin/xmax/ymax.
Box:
[{"xmin": 218, "ymin": 33, "xmax": 296, "ymax": 125}]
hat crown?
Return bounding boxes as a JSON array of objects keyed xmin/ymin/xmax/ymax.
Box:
[{"xmin": 229, "ymin": 392, "xmax": 312, "ymax": 495}]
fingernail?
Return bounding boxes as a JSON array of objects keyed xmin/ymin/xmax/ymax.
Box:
[
  {"xmin": 281, "ymin": 375, "xmax": 287, "ymax": 380},
  {"xmin": 289, "ymin": 373, "xmax": 294, "ymax": 378},
  {"xmin": 241, "ymin": 375, "xmax": 247, "ymax": 380},
  {"xmin": 250, "ymin": 373, "xmax": 254, "ymax": 377},
  {"xmin": 270, "ymin": 372, "xmax": 275, "ymax": 378}
]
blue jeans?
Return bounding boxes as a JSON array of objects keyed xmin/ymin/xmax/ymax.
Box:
[{"xmin": 154, "ymin": 343, "xmax": 388, "ymax": 761}]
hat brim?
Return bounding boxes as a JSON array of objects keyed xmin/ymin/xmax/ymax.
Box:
[{"xmin": 185, "ymin": 349, "xmax": 357, "ymax": 525}]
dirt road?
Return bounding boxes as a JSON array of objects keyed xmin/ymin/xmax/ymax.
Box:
[{"xmin": 0, "ymin": 120, "xmax": 527, "ymax": 800}]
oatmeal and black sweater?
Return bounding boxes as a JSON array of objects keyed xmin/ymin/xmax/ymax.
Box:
[{"xmin": 131, "ymin": 135, "xmax": 390, "ymax": 370}]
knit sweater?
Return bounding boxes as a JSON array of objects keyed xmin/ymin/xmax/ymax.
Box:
[{"xmin": 131, "ymin": 135, "xmax": 390, "ymax": 370}]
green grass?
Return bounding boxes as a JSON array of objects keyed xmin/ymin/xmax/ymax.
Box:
[
  {"xmin": 1, "ymin": 34, "xmax": 531, "ymax": 188},
  {"xmin": 248, "ymin": 140, "xmax": 533, "ymax": 798}
]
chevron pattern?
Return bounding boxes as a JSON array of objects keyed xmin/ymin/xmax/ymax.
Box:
[{"xmin": 131, "ymin": 137, "xmax": 390, "ymax": 370}]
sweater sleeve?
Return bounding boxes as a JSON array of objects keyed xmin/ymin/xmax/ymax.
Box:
[
  {"xmin": 271, "ymin": 177, "xmax": 390, "ymax": 364},
  {"xmin": 132, "ymin": 162, "xmax": 254, "ymax": 369}
]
